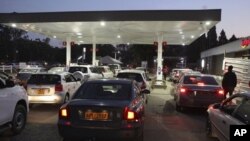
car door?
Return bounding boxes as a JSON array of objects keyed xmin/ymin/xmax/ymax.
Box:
[
  {"xmin": 212, "ymin": 96, "xmax": 245, "ymax": 141},
  {"xmin": 0, "ymin": 83, "xmax": 16, "ymax": 125},
  {"xmin": 64, "ymin": 74, "xmax": 80, "ymax": 98}
]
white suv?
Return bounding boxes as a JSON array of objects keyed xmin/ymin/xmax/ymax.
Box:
[
  {"xmin": 0, "ymin": 77, "xmax": 29, "ymax": 134},
  {"xmin": 96, "ymin": 66, "xmax": 114, "ymax": 78},
  {"xmin": 26, "ymin": 72, "xmax": 81, "ymax": 105},
  {"xmin": 68, "ymin": 65, "xmax": 103, "ymax": 82},
  {"xmin": 117, "ymin": 69, "xmax": 151, "ymax": 103}
]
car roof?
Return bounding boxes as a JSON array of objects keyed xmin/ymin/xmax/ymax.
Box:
[
  {"xmin": 118, "ymin": 69, "xmax": 144, "ymax": 74},
  {"xmin": 183, "ymin": 73, "xmax": 215, "ymax": 77},
  {"xmin": 31, "ymin": 72, "xmax": 70, "ymax": 76},
  {"xmin": 85, "ymin": 78, "xmax": 133, "ymax": 84},
  {"xmin": 69, "ymin": 65, "xmax": 94, "ymax": 67}
]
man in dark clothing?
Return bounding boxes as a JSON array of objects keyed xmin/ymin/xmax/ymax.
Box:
[{"xmin": 222, "ymin": 65, "xmax": 237, "ymax": 99}]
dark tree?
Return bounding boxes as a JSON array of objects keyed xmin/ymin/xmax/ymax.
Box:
[
  {"xmin": 218, "ymin": 29, "xmax": 228, "ymax": 45},
  {"xmin": 229, "ymin": 34, "xmax": 238, "ymax": 42},
  {"xmin": 206, "ymin": 26, "xmax": 218, "ymax": 49},
  {"xmin": 187, "ymin": 34, "xmax": 206, "ymax": 63}
]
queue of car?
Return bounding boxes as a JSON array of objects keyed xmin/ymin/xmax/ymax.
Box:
[
  {"xmin": 2, "ymin": 64, "xmax": 249, "ymax": 141},
  {"xmin": 170, "ymin": 67, "xmax": 250, "ymax": 141},
  {"xmin": 1, "ymin": 65, "xmax": 152, "ymax": 140}
]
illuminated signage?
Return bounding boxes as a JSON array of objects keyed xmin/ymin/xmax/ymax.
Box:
[{"xmin": 241, "ymin": 38, "xmax": 250, "ymax": 48}]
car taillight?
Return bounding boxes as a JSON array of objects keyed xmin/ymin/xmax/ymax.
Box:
[
  {"xmin": 123, "ymin": 107, "xmax": 137, "ymax": 120},
  {"xmin": 180, "ymin": 87, "xmax": 187, "ymax": 93},
  {"xmin": 59, "ymin": 107, "xmax": 70, "ymax": 120},
  {"xmin": 55, "ymin": 84, "xmax": 63, "ymax": 92},
  {"xmin": 217, "ymin": 89, "xmax": 224, "ymax": 95}
]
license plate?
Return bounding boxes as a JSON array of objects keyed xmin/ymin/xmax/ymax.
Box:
[
  {"xmin": 37, "ymin": 89, "xmax": 45, "ymax": 94},
  {"xmin": 84, "ymin": 112, "xmax": 108, "ymax": 120}
]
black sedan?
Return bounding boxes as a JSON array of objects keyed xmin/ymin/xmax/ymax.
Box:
[
  {"xmin": 58, "ymin": 79, "xmax": 149, "ymax": 141},
  {"xmin": 174, "ymin": 74, "xmax": 224, "ymax": 111}
]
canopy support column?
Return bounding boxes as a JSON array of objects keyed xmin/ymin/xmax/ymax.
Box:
[
  {"xmin": 92, "ymin": 36, "xmax": 96, "ymax": 65},
  {"xmin": 66, "ymin": 36, "xmax": 71, "ymax": 67},
  {"xmin": 156, "ymin": 33, "xmax": 163, "ymax": 80}
]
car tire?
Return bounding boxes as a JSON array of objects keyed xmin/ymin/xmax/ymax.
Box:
[{"xmin": 11, "ymin": 104, "xmax": 27, "ymax": 135}]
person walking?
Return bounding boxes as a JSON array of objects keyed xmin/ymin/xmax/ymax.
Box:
[{"xmin": 222, "ymin": 65, "xmax": 237, "ymax": 99}]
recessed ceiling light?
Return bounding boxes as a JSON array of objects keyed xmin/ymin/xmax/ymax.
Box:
[
  {"xmin": 191, "ymin": 35, "xmax": 195, "ymax": 39},
  {"xmin": 79, "ymin": 41, "xmax": 84, "ymax": 43},
  {"xmin": 117, "ymin": 35, "xmax": 121, "ymax": 38},
  {"xmin": 205, "ymin": 21, "xmax": 211, "ymax": 26},
  {"xmin": 11, "ymin": 23, "xmax": 16, "ymax": 27},
  {"xmin": 100, "ymin": 21, "xmax": 106, "ymax": 26},
  {"xmin": 53, "ymin": 35, "xmax": 56, "ymax": 38},
  {"xmin": 182, "ymin": 43, "xmax": 185, "ymax": 46},
  {"xmin": 76, "ymin": 33, "xmax": 82, "ymax": 36},
  {"xmin": 78, "ymin": 36, "xmax": 82, "ymax": 38},
  {"xmin": 182, "ymin": 35, "xmax": 185, "ymax": 39},
  {"xmin": 127, "ymin": 42, "xmax": 130, "ymax": 45},
  {"xmin": 179, "ymin": 31, "xmax": 183, "ymax": 34}
]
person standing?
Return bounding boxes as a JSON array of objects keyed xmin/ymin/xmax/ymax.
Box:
[
  {"xmin": 222, "ymin": 65, "xmax": 237, "ymax": 99},
  {"xmin": 162, "ymin": 65, "xmax": 168, "ymax": 80}
]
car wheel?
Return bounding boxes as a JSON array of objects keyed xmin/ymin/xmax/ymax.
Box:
[
  {"xmin": 64, "ymin": 94, "xmax": 70, "ymax": 103},
  {"xmin": 11, "ymin": 104, "xmax": 27, "ymax": 134}
]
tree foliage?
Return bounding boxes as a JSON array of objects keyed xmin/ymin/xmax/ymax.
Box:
[{"xmin": 218, "ymin": 29, "xmax": 228, "ymax": 45}]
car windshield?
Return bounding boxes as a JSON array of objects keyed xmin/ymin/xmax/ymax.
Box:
[
  {"xmin": 16, "ymin": 73, "xmax": 32, "ymax": 80},
  {"xmin": 74, "ymin": 83, "xmax": 131, "ymax": 100},
  {"xmin": 117, "ymin": 73, "xmax": 143, "ymax": 82},
  {"xmin": 108, "ymin": 65, "xmax": 118, "ymax": 69},
  {"xmin": 27, "ymin": 74, "xmax": 61, "ymax": 84},
  {"xmin": 68, "ymin": 67, "xmax": 87, "ymax": 73},
  {"xmin": 89, "ymin": 67, "xmax": 100, "ymax": 73},
  {"xmin": 183, "ymin": 76, "xmax": 219, "ymax": 85}
]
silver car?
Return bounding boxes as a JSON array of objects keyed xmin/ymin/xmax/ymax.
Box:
[
  {"xmin": 206, "ymin": 93, "xmax": 250, "ymax": 141},
  {"xmin": 27, "ymin": 72, "xmax": 81, "ymax": 105}
]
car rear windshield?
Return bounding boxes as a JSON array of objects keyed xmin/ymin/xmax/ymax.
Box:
[
  {"xmin": 183, "ymin": 76, "xmax": 219, "ymax": 85},
  {"xmin": 74, "ymin": 83, "xmax": 131, "ymax": 100},
  {"xmin": 68, "ymin": 67, "xmax": 87, "ymax": 73},
  {"xmin": 117, "ymin": 73, "xmax": 143, "ymax": 82},
  {"xmin": 27, "ymin": 74, "xmax": 61, "ymax": 84}
]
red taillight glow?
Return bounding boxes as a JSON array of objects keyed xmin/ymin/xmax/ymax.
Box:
[
  {"xmin": 61, "ymin": 109, "xmax": 68, "ymax": 117},
  {"xmin": 127, "ymin": 111, "xmax": 135, "ymax": 120},
  {"xmin": 123, "ymin": 107, "xmax": 136, "ymax": 120},
  {"xmin": 55, "ymin": 84, "xmax": 63, "ymax": 92},
  {"xmin": 217, "ymin": 89, "xmax": 224, "ymax": 95},
  {"xmin": 180, "ymin": 88, "xmax": 186, "ymax": 93}
]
